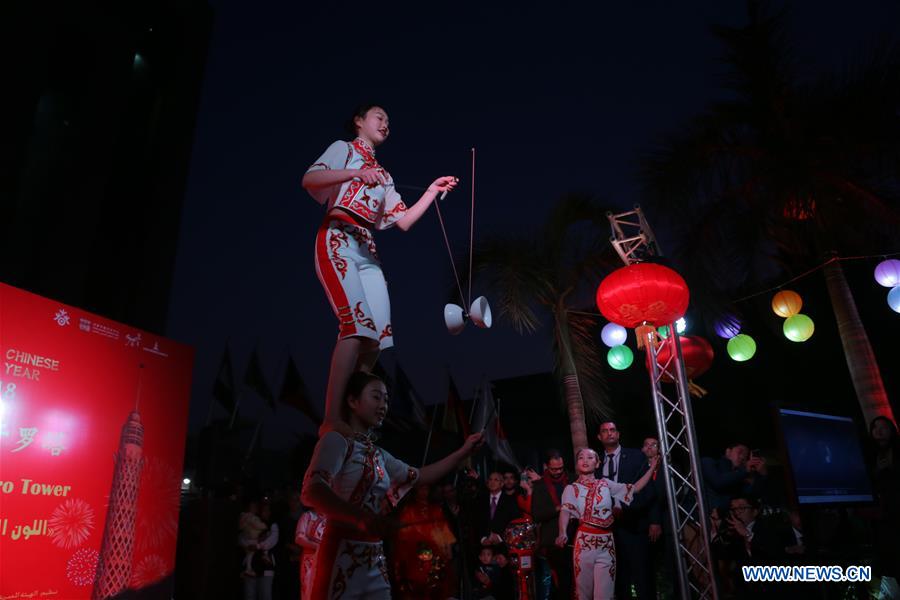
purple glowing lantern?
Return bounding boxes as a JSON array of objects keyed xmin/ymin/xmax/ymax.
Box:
[
  {"xmin": 874, "ymin": 259, "xmax": 900, "ymax": 288},
  {"xmin": 714, "ymin": 315, "xmax": 741, "ymax": 339}
]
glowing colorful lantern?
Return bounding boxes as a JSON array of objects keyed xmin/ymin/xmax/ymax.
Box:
[
  {"xmin": 772, "ymin": 290, "xmax": 803, "ymax": 318},
  {"xmin": 875, "ymin": 259, "xmax": 900, "ymax": 288},
  {"xmin": 596, "ymin": 263, "xmax": 690, "ymax": 349},
  {"xmin": 783, "ymin": 314, "xmax": 815, "ymax": 342},
  {"xmin": 727, "ymin": 334, "xmax": 757, "ymax": 362},
  {"xmin": 600, "ymin": 323, "xmax": 628, "ymax": 348},
  {"xmin": 607, "ymin": 345, "xmax": 634, "ymax": 370}
]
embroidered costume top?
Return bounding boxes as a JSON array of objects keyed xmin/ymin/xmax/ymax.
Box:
[
  {"xmin": 561, "ymin": 478, "xmax": 634, "ymax": 529},
  {"xmin": 304, "ymin": 431, "xmax": 419, "ymax": 517},
  {"xmin": 306, "ymin": 138, "xmax": 408, "ymax": 230}
]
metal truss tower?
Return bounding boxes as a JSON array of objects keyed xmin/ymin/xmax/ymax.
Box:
[{"xmin": 607, "ymin": 207, "xmax": 718, "ymax": 600}]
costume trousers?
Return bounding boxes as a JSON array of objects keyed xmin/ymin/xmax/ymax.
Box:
[
  {"xmin": 310, "ymin": 528, "xmax": 391, "ymax": 600},
  {"xmin": 573, "ymin": 530, "xmax": 616, "ymax": 600},
  {"xmin": 315, "ymin": 215, "xmax": 393, "ymax": 350}
]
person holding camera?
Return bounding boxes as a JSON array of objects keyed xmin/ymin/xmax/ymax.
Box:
[{"xmin": 701, "ymin": 442, "xmax": 768, "ymax": 516}]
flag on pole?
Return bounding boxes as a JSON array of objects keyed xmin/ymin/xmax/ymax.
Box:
[
  {"xmin": 372, "ymin": 360, "xmax": 393, "ymax": 387},
  {"xmin": 392, "ymin": 363, "xmax": 427, "ymax": 427},
  {"xmin": 442, "ymin": 374, "xmax": 470, "ymax": 437},
  {"xmin": 486, "ymin": 410, "xmax": 520, "ymax": 470},
  {"xmin": 212, "ymin": 346, "xmax": 236, "ymax": 411},
  {"xmin": 477, "ymin": 385, "xmax": 520, "ymax": 469},
  {"xmin": 278, "ymin": 354, "xmax": 320, "ymax": 424},
  {"xmin": 244, "ymin": 348, "xmax": 274, "ymax": 407},
  {"xmin": 470, "ymin": 381, "xmax": 495, "ymax": 434}
]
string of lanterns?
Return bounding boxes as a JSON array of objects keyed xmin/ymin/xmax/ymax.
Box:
[
  {"xmin": 592, "ymin": 253, "xmax": 898, "ymax": 374},
  {"xmin": 874, "ymin": 259, "xmax": 900, "ymax": 312}
]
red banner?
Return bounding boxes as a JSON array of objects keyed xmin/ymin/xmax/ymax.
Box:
[{"xmin": 0, "ymin": 283, "xmax": 193, "ymax": 599}]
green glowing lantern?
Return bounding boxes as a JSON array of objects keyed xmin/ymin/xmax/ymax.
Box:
[
  {"xmin": 607, "ymin": 345, "xmax": 634, "ymax": 370},
  {"xmin": 783, "ymin": 313, "xmax": 814, "ymax": 342},
  {"xmin": 726, "ymin": 334, "xmax": 757, "ymax": 362}
]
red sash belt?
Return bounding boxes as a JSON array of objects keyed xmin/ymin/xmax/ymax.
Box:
[
  {"xmin": 577, "ymin": 522, "xmax": 612, "ymax": 535},
  {"xmin": 325, "ymin": 208, "xmax": 373, "ymax": 230},
  {"xmin": 324, "ymin": 521, "xmax": 382, "ymax": 543}
]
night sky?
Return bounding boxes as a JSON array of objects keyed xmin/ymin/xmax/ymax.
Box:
[{"xmin": 166, "ymin": 1, "xmax": 900, "ymax": 450}]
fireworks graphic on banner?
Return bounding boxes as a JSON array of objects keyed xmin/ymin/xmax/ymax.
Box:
[
  {"xmin": 130, "ymin": 555, "xmax": 169, "ymax": 589},
  {"xmin": 137, "ymin": 458, "xmax": 181, "ymax": 552},
  {"xmin": 49, "ymin": 498, "xmax": 95, "ymax": 549},
  {"xmin": 92, "ymin": 410, "xmax": 144, "ymax": 600},
  {"xmin": 68, "ymin": 548, "xmax": 100, "ymax": 586}
]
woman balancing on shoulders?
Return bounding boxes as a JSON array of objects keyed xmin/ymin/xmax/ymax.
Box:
[
  {"xmin": 301, "ymin": 371, "xmax": 483, "ymax": 599},
  {"xmin": 556, "ymin": 447, "xmax": 659, "ymax": 600},
  {"xmin": 302, "ymin": 104, "xmax": 457, "ymax": 436}
]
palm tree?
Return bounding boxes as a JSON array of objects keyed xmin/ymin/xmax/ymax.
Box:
[
  {"xmin": 467, "ymin": 194, "xmax": 617, "ymax": 452},
  {"xmin": 639, "ymin": 2, "xmax": 900, "ymax": 425}
]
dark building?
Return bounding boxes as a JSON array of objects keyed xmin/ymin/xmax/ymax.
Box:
[{"xmin": 2, "ymin": 0, "xmax": 212, "ymax": 334}]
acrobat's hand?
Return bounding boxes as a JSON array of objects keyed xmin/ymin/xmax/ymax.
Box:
[
  {"xmin": 428, "ymin": 176, "xmax": 458, "ymax": 195},
  {"xmin": 355, "ymin": 168, "xmax": 386, "ymax": 186},
  {"xmin": 462, "ymin": 432, "xmax": 485, "ymax": 455},
  {"xmin": 555, "ymin": 533, "xmax": 568, "ymax": 548}
]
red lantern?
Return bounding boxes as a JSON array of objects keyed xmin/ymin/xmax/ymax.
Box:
[
  {"xmin": 646, "ymin": 335, "xmax": 714, "ymax": 380},
  {"xmin": 646, "ymin": 335, "xmax": 714, "ymax": 397},
  {"xmin": 596, "ymin": 263, "xmax": 690, "ymax": 348}
]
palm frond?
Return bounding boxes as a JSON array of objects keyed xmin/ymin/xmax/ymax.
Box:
[
  {"xmin": 563, "ymin": 310, "xmax": 611, "ymax": 422},
  {"xmin": 467, "ymin": 235, "xmax": 554, "ymax": 334}
]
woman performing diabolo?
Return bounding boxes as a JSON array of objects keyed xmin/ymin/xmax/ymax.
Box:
[
  {"xmin": 556, "ymin": 448, "xmax": 659, "ymax": 600},
  {"xmin": 301, "ymin": 371, "xmax": 483, "ymax": 599},
  {"xmin": 302, "ymin": 104, "xmax": 458, "ymax": 435}
]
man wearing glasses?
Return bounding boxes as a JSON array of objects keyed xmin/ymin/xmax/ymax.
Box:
[
  {"xmin": 519, "ymin": 450, "xmax": 573, "ymax": 599},
  {"xmin": 725, "ymin": 496, "xmax": 792, "ymax": 564}
]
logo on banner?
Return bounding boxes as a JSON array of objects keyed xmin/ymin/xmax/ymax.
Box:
[
  {"xmin": 79, "ymin": 318, "xmax": 91, "ymax": 332},
  {"xmin": 126, "ymin": 334, "xmax": 142, "ymax": 348},
  {"xmin": 143, "ymin": 342, "xmax": 168, "ymax": 358},
  {"xmin": 91, "ymin": 322, "xmax": 120, "ymax": 340},
  {"xmin": 53, "ymin": 310, "xmax": 71, "ymax": 327}
]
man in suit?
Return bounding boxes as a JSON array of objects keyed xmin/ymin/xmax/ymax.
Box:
[
  {"xmin": 597, "ymin": 421, "xmax": 661, "ymax": 600},
  {"xmin": 701, "ymin": 442, "xmax": 768, "ymax": 516},
  {"xmin": 724, "ymin": 496, "xmax": 794, "ymax": 598},
  {"xmin": 477, "ymin": 471, "xmax": 521, "ymax": 548}
]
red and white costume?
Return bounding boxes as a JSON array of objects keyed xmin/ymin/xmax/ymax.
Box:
[
  {"xmin": 303, "ymin": 431, "xmax": 419, "ymax": 599},
  {"xmin": 307, "ymin": 138, "xmax": 408, "ymax": 350},
  {"xmin": 561, "ymin": 478, "xmax": 634, "ymax": 600},
  {"xmin": 295, "ymin": 509, "xmax": 326, "ymax": 600}
]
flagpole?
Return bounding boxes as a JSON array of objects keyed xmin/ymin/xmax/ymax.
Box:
[
  {"xmin": 243, "ymin": 410, "xmax": 265, "ymax": 468},
  {"xmin": 205, "ymin": 390, "xmax": 216, "ymax": 427},
  {"xmin": 228, "ymin": 387, "xmax": 243, "ymax": 430},
  {"xmin": 467, "ymin": 383, "xmax": 478, "ymax": 429},
  {"xmin": 420, "ymin": 404, "xmax": 438, "ymax": 467},
  {"xmin": 208, "ymin": 340, "xmax": 234, "ymax": 427},
  {"xmin": 273, "ymin": 345, "xmax": 292, "ymax": 410}
]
